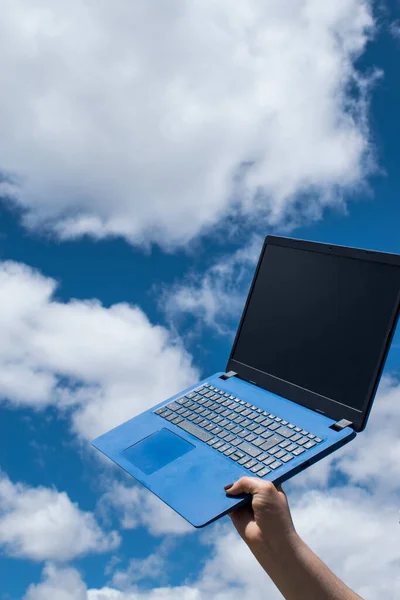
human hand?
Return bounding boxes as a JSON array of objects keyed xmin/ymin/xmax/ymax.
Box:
[{"xmin": 225, "ymin": 477, "xmax": 298, "ymax": 554}]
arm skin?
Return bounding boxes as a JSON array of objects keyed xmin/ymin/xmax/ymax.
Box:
[{"xmin": 225, "ymin": 477, "xmax": 363, "ymax": 600}]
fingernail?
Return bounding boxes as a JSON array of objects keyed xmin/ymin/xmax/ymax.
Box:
[{"xmin": 224, "ymin": 483, "xmax": 233, "ymax": 490}]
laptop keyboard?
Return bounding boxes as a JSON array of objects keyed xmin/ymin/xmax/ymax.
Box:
[{"xmin": 154, "ymin": 383, "xmax": 323, "ymax": 477}]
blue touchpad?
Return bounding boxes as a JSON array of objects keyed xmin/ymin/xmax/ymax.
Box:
[{"xmin": 121, "ymin": 428, "xmax": 195, "ymax": 475}]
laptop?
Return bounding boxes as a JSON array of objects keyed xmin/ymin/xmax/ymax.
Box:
[{"xmin": 92, "ymin": 236, "xmax": 400, "ymax": 528}]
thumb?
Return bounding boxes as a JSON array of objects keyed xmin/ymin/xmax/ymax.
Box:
[{"xmin": 225, "ymin": 476, "xmax": 270, "ymax": 496}]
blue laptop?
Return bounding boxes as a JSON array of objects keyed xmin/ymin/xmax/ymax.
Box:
[{"xmin": 93, "ymin": 236, "xmax": 400, "ymax": 528}]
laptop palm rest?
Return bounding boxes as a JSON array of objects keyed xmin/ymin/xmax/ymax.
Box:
[{"xmin": 121, "ymin": 428, "xmax": 195, "ymax": 475}]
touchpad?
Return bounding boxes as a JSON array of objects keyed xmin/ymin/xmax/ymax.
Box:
[{"xmin": 121, "ymin": 428, "xmax": 195, "ymax": 475}]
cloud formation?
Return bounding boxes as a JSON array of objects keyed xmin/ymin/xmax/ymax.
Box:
[
  {"xmin": 163, "ymin": 236, "xmax": 263, "ymax": 334},
  {"xmin": 0, "ymin": 471, "xmax": 119, "ymax": 562},
  {"xmin": 99, "ymin": 482, "xmax": 192, "ymax": 537},
  {"xmin": 0, "ymin": 260, "xmax": 198, "ymax": 439},
  {"xmin": 1, "ymin": 0, "xmax": 375, "ymax": 248}
]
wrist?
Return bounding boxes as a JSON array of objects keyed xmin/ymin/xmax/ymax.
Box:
[{"xmin": 251, "ymin": 529, "xmax": 303, "ymax": 562}]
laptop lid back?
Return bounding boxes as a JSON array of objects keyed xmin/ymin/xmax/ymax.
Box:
[{"xmin": 226, "ymin": 236, "xmax": 400, "ymax": 432}]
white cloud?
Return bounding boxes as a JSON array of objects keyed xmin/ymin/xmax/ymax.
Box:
[
  {"xmin": 0, "ymin": 0, "xmax": 376, "ymax": 248},
  {"xmin": 99, "ymin": 482, "xmax": 192, "ymax": 537},
  {"xmin": 163, "ymin": 236, "xmax": 263, "ymax": 334},
  {"xmin": 24, "ymin": 564, "xmax": 87, "ymax": 600},
  {"xmin": 0, "ymin": 471, "xmax": 119, "ymax": 562},
  {"xmin": 0, "ymin": 260, "xmax": 198, "ymax": 439}
]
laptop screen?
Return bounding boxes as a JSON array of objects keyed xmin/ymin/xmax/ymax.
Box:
[{"xmin": 231, "ymin": 242, "xmax": 400, "ymax": 414}]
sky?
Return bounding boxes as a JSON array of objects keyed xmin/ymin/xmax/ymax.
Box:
[{"xmin": 0, "ymin": 1, "xmax": 400, "ymax": 599}]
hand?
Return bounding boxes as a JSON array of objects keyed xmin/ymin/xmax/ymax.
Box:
[{"xmin": 225, "ymin": 477, "xmax": 298, "ymax": 554}]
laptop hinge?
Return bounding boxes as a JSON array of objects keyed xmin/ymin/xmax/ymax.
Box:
[
  {"xmin": 330, "ymin": 418, "xmax": 353, "ymax": 432},
  {"xmin": 220, "ymin": 371, "xmax": 238, "ymax": 380}
]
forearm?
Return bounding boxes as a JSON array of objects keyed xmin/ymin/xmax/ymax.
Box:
[{"xmin": 250, "ymin": 532, "xmax": 363, "ymax": 600}]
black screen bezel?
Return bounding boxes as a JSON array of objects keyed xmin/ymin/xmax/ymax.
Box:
[{"xmin": 226, "ymin": 236, "xmax": 400, "ymax": 432}]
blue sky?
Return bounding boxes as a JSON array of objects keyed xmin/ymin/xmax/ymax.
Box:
[{"xmin": 0, "ymin": 2, "xmax": 399, "ymax": 600}]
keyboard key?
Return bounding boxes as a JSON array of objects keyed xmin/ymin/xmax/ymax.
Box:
[
  {"xmin": 276, "ymin": 426, "xmax": 296, "ymax": 438},
  {"xmin": 287, "ymin": 423, "xmax": 295, "ymax": 429},
  {"xmin": 268, "ymin": 447, "xmax": 279, "ymax": 455},
  {"xmin": 230, "ymin": 438, "xmax": 242, "ymax": 446},
  {"xmin": 250, "ymin": 463, "xmax": 264, "ymax": 473},
  {"xmin": 229, "ymin": 452, "xmax": 241, "ymax": 461},
  {"xmin": 244, "ymin": 459, "xmax": 257, "ymax": 469},
  {"xmin": 260, "ymin": 435, "xmax": 284, "ymax": 452},
  {"xmin": 254, "ymin": 415, "xmax": 265, "ymax": 423},
  {"xmin": 274, "ymin": 450, "xmax": 286, "ymax": 459},
  {"xmin": 242, "ymin": 409, "xmax": 252, "ymax": 417},
  {"xmin": 261, "ymin": 430, "xmax": 273, "ymax": 439},
  {"xmin": 315, "ymin": 438, "xmax": 322, "ymax": 443},
  {"xmin": 296, "ymin": 437, "xmax": 308, "ymax": 445},
  {"xmin": 237, "ymin": 442, "xmax": 262, "ymax": 458},
  {"xmin": 281, "ymin": 420, "xmax": 288, "ymax": 425},
  {"xmin": 185, "ymin": 393, "xmax": 196, "ymax": 399},
  {"xmin": 168, "ymin": 402, "xmax": 180, "ymax": 411},
  {"xmin": 206, "ymin": 425, "xmax": 222, "ymax": 435},
  {"xmin": 238, "ymin": 430, "xmax": 249, "ymax": 438},
  {"xmin": 263, "ymin": 456, "xmax": 275, "ymax": 466},
  {"xmin": 257, "ymin": 467, "xmax": 271, "ymax": 477},
  {"xmin": 268, "ymin": 422, "xmax": 281, "ymax": 431},
  {"xmin": 286, "ymin": 443, "xmax": 297, "ymax": 452},
  {"xmin": 291, "ymin": 433, "xmax": 302, "ymax": 442},
  {"xmin": 241, "ymin": 419, "xmax": 251, "ymax": 428},
  {"xmin": 217, "ymin": 430, "xmax": 230, "ymax": 439},
  {"xmin": 279, "ymin": 440, "xmax": 291, "ymax": 448},
  {"xmin": 252, "ymin": 437, "xmax": 266, "ymax": 448},
  {"xmin": 172, "ymin": 416, "xmax": 183, "ymax": 424},
  {"xmin": 177, "ymin": 420, "xmax": 213, "ymax": 442},
  {"xmin": 205, "ymin": 423, "xmax": 215, "ymax": 431},
  {"xmin": 269, "ymin": 414, "xmax": 275, "ymax": 419},
  {"xmin": 187, "ymin": 414, "xmax": 197, "ymax": 421},
  {"xmin": 292, "ymin": 447, "xmax": 305, "ymax": 456},
  {"xmin": 303, "ymin": 441, "xmax": 316, "ymax": 449},
  {"xmin": 223, "ymin": 447, "xmax": 236, "ymax": 456},
  {"xmin": 233, "ymin": 416, "xmax": 245, "ymax": 424},
  {"xmin": 257, "ymin": 453, "xmax": 268, "ymax": 461},
  {"xmin": 218, "ymin": 444, "xmax": 230, "ymax": 453},
  {"xmin": 238, "ymin": 456, "xmax": 249, "ymax": 465},
  {"xmin": 294, "ymin": 426, "xmax": 302, "ymax": 432},
  {"xmin": 254, "ymin": 426, "xmax": 266, "ymax": 435},
  {"xmin": 269, "ymin": 460, "xmax": 282, "ymax": 470},
  {"xmin": 165, "ymin": 413, "xmax": 176, "ymax": 421},
  {"xmin": 244, "ymin": 433, "xmax": 257, "ymax": 442},
  {"xmin": 307, "ymin": 434, "xmax": 316, "ymax": 439},
  {"xmin": 281, "ymin": 453, "xmax": 294, "ymax": 462},
  {"xmin": 225, "ymin": 423, "xmax": 236, "ymax": 431},
  {"xmin": 229, "ymin": 425, "xmax": 240, "ymax": 433},
  {"xmin": 193, "ymin": 417, "xmax": 203, "ymax": 424},
  {"xmin": 213, "ymin": 440, "xmax": 224, "ymax": 449},
  {"xmin": 275, "ymin": 417, "xmax": 282, "ymax": 422},
  {"xmin": 225, "ymin": 434, "xmax": 236, "ymax": 443},
  {"xmin": 155, "ymin": 408, "xmax": 166, "ymax": 415},
  {"xmin": 207, "ymin": 437, "xmax": 219, "ymax": 446},
  {"xmin": 300, "ymin": 430, "xmax": 308, "ymax": 436},
  {"xmin": 247, "ymin": 423, "xmax": 259, "ymax": 431}
]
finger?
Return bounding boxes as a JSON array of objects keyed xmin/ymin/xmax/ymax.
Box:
[{"xmin": 225, "ymin": 476, "xmax": 274, "ymax": 496}]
